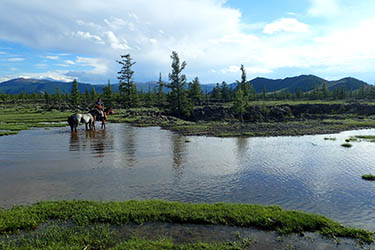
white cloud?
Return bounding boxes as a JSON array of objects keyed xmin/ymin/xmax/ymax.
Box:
[
  {"xmin": 8, "ymin": 58, "xmax": 24, "ymax": 62},
  {"xmin": 0, "ymin": 51, "xmax": 6, "ymax": 55},
  {"xmin": 45, "ymin": 55, "xmax": 59, "ymax": 60},
  {"xmin": 1, "ymin": 0, "xmax": 375, "ymax": 83},
  {"xmin": 263, "ymin": 18, "xmax": 309, "ymax": 34},
  {"xmin": 75, "ymin": 56, "xmax": 109, "ymax": 74},
  {"xmin": 220, "ymin": 65, "xmax": 272, "ymax": 74},
  {"xmin": 74, "ymin": 31, "xmax": 104, "ymax": 44},
  {"xmin": 64, "ymin": 60, "xmax": 75, "ymax": 65},
  {"xmin": 104, "ymin": 31, "xmax": 130, "ymax": 50},
  {"xmin": 308, "ymin": 0, "xmax": 341, "ymax": 17},
  {"xmin": 18, "ymin": 71, "xmax": 72, "ymax": 82}
]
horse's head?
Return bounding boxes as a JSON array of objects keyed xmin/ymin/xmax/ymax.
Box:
[{"xmin": 104, "ymin": 107, "xmax": 114, "ymax": 115}]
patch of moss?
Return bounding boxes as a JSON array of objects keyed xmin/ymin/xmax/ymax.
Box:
[
  {"xmin": 341, "ymin": 143, "xmax": 353, "ymax": 148},
  {"xmin": 324, "ymin": 137, "xmax": 336, "ymax": 141},
  {"xmin": 362, "ymin": 174, "xmax": 375, "ymax": 181},
  {"xmin": 0, "ymin": 131, "xmax": 19, "ymax": 136}
]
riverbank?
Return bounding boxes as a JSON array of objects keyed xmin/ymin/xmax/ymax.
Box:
[
  {"xmin": 2, "ymin": 102, "xmax": 375, "ymax": 137},
  {"xmin": 109, "ymin": 104, "xmax": 375, "ymax": 137},
  {"xmin": 0, "ymin": 200, "xmax": 374, "ymax": 249}
]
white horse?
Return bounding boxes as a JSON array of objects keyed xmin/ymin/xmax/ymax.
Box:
[{"xmin": 67, "ymin": 113, "xmax": 95, "ymax": 132}]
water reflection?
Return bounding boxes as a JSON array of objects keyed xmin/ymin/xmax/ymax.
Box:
[
  {"xmin": 123, "ymin": 126, "xmax": 136, "ymax": 167},
  {"xmin": 235, "ymin": 137, "xmax": 249, "ymax": 158},
  {"xmin": 69, "ymin": 129, "xmax": 113, "ymax": 158},
  {"xmin": 3, "ymin": 125, "xmax": 375, "ymax": 230},
  {"xmin": 171, "ymin": 134, "xmax": 186, "ymax": 178}
]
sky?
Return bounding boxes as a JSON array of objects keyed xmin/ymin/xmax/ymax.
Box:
[{"xmin": 1, "ymin": 0, "xmax": 375, "ymax": 84}]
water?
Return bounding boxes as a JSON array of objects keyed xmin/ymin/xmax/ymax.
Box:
[{"xmin": 1, "ymin": 123, "xmax": 375, "ymax": 231}]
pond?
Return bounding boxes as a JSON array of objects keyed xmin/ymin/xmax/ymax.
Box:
[{"xmin": 1, "ymin": 123, "xmax": 375, "ymax": 231}]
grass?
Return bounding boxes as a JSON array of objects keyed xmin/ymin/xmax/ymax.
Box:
[
  {"xmin": 0, "ymin": 200, "xmax": 373, "ymax": 244},
  {"xmin": 341, "ymin": 143, "xmax": 353, "ymax": 148},
  {"xmin": 0, "ymin": 106, "xmax": 72, "ymax": 135},
  {"xmin": 0, "ymin": 224, "xmax": 253, "ymax": 250},
  {"xmin": 362, "ymin": 174, "xmax": 375, "ymax": 181},
  {"xmin": 0, "ymin": 131, "xmax": 19, "ymax": 136},
  {"xmin": 324, "ymin": 137, "xmax": 336, "ymax": 141}
]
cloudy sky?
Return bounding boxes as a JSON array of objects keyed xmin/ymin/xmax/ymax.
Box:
[{"xmin": 1, "ymin": 0, "xmax": 375, "ymax": 84}]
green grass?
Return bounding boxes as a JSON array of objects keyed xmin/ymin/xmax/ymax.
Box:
[
  {"xmin": 0, "ymin": 107, "xmax": 71, "ymax": 135},
  {"xmin": 341, "ymin": 143, "xmax": 353, "ymax": 148},
  {"xmin": 0, "ymin": 200, "xmax": 373, "ymax": 244},
  {"xmin": 362, "ymin": 174, "xmax": 375, "ymax": 181},
  {"xmin": 0, "ymin": 224, "xmax": 253, "ymax": 250},
  {"xmin": 324, "ymin": 137, "xmax": 336, "ymax": 141},
  {"xmin": 0, "ymin": 131, "xmax": 19, "ymax": 136}
]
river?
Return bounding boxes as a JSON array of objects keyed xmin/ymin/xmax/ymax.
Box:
[{"xmin": 1, "ymin": 123, "xmax": 375, "ymax": 231}]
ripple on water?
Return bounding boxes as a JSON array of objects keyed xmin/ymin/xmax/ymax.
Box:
[{"xmin": 1, "ymin": 124, "xmax": 375, "ymax": 230}]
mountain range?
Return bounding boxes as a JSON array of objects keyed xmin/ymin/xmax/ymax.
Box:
[{"xmin": 0, "ymin": 75, "xmax": 368, "ymax": 95}]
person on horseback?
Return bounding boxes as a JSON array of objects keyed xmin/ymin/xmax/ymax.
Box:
[{"xmin": 94, "ymin": 97, "xmax": 106, "ymax": 120}]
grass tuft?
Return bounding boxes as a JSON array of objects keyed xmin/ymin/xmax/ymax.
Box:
[{"xmin": 362, "ymin": 174, "xmax": 375, "ymax": 181}]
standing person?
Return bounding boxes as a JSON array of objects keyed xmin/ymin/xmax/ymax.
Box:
[{"xmin": 94, "ymin": 97, "xmax": 106, "ymax": 120}]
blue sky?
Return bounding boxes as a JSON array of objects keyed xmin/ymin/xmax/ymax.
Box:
[{"xmin": 1, "ymin": 0, "xmax": 375, "ymax": 84}]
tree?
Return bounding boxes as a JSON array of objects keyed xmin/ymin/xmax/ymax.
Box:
[
  {"xmin": 221, "ymin": 81, "xmax": 230, "ymax": 102},
  {"xmin": 232, "ymin": 88, "xmax": 246, "ymax": 122},
  {"xmin": 103, "ymin": 80, "xmax": 114, "ymax": 106},
  {"xmin": 236, "ymin": 65, "xmax": 252, "ymax": 100},
  {"xmin": 211, "ymin": 83, "xmax": 222, "ymax": 100},
  {"xmin": 321, "ymin": 82, "xmax": 330, "ymax": 99},
  {"xmin": 117, "ymin": 54, "xmax": 138, "ymax": 108},
  {"xmin": 90, "ymin": 87, "xmax": 98, "ymax": 103},
  {"xmin": 188, "ymin": 77, "xmax": 204, "ymax": 106},
  {"xmin": 167, "ymin": 51, "xmax": 191, "ymax": 117},
  {"xmin": 71, "ymin": 79, "xmax": 80, "ymax": 105},
  {"xmin": 156, "ymin": 72, "xmax": 166, "ymax": 106}
]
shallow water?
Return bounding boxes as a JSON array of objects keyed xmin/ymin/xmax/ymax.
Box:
[{"xmin": 1, "ymin": 124, "xmax": 375, "ymax": 231}]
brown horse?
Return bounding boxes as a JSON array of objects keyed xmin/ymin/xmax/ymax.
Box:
[{"xmin": 89, "ymin": 107, "xmax": 114, "ymax": 129}]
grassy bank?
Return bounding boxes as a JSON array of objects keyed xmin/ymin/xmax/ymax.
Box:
[
  {"xmin": 0, "ymin": 200, "xmax": 373, "ymax": 244},
  {"xmin": 0, "ymin": 106, "xmax": 70, "ymax": 136},
  {"xmin": 3, "ymin": 102, "xmax": 375, "ymax": 138}
]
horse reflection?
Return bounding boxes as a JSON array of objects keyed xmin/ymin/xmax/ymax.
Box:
[{"xmin": 69, "ymin": 130, "xmax": 112, "ymax": 158}]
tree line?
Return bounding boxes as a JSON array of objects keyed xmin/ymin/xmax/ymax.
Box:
[{"xmin": 1, "ymin": 51, "xmax": 374, "ymax": 119}]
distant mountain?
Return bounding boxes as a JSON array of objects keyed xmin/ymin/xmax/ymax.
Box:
[
  {"xmin": 0, "ymin": 78, "xmax": 105, "ymax": 94},
  {"xmin": 0, "ymin": 75, "xmax": 369, "ymax": 95}
]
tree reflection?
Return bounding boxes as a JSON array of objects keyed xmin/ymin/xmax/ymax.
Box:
[
  {"xmin": 171, "ymin": 134, "xmax": 186, "ymax": 178},
  {"xmin": 123, "ymin": 126, "xmax": 136, "ymax": 167},
  {"xmin": 235, "ymin": 136, "xmax": 248, "ymax": 159}
]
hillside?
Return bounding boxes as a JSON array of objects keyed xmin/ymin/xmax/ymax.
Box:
[{"xmin": 0, "ymin": 75, "xmax": 369, "ymax": 95}]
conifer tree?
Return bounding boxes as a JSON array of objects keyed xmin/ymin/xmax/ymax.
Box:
[
  {"xmin": 117, "ymin": 54, "xmax": 138, "ymax": 108},
  {"xmin": 167, "ymin": 51, "xmax": 191, "ymax": 117},
  {"xmin": 156, "ymin": 72, "xmax": 166, "ymax": 106},
  {"xmin": 71, "ymin": 79, "xmax": 80, "ymax": 105},
  {"xmin": 188, "ymin": 77, "xmax": 204, "ymax": 106}
]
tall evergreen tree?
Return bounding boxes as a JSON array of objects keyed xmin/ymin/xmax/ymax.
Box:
[
  {"xmin": 232, "ymin": 88, "xmax": 246, "ymax": 122},
  {"xmin": 221, "ymin": 81, "xmax": 230, "ymax": 102},
  {"xmin": 103, "ymin": 80, "xmax": 114, "ymax": 106},
  {"xmin": 211, "ymin": 83, "xmax": 222, "ymax": 100},
  {"xmin": 321, "ymin": 82, "xmax": 330, "ymax": 99},
  {"xmin": 117, "ymin": 54, "xmax": 138, "ymax": 108},
  {"xmin": 71, "ymin": 79, "xmax": 80, "ymax": 105},
  {"xmin": 236, "ymin": 65, "xmax": 252, "ymax": 100},
  {"xmin": 188, "ymin": 77, "xmax": 204, "ymax": 106},
  {"xmin": 156, "ymin": 72, "xmax": 166, "ymax": 106},
  {"xmin": 167, "ymin": 51, "xmax": 191, "ymax": 117}
]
